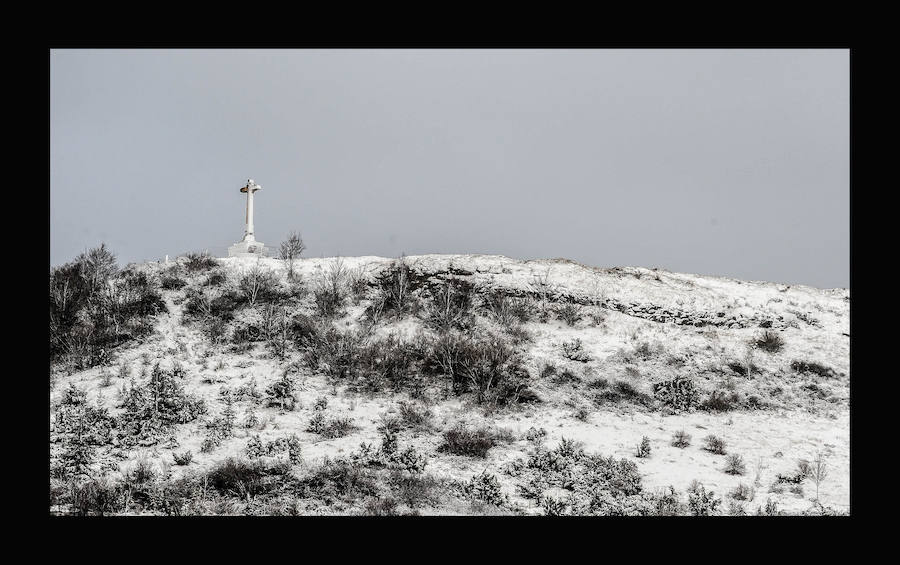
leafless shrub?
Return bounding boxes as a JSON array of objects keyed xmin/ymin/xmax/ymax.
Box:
[
  {"xmin": 671, "ymin": 430, "xmax": 692, "ymax": 448},
  {"xmin": 723, "ymin": 454, "xmax": 746, "ymax": 475},
  {"xmin": 422, "ymin": 279, "xmax": 475, "ymax": 332},
  {"xmin": 703, "ymin": 435, "xmax": 727, "ymax": 455},
  {"xmin": 729, "ymin": 483, "xmax": 754, "ymax": 501},
  {"xmin": 279, "ymin": 231, "xmax": 306, "ymax": 280},
  {"xmin": 313, "ymin": 257, "xmax": 349, "ymax": 318},
  {"xmin": 753, "ymin": 330, "xmax": 785, "ymax": 353},
  {"xmin": 555, "ymin": 303, "xmax": 583, "ymax": 326},
  {"xmin": 239, "ymin": 262, "xmax": 277, "ymax": 307},
  {"xmin": 809, "ymin": 452, "xmax": 828, "ymax": 501}
]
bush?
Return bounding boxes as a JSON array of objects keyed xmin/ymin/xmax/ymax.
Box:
[
  {"xmin": 313, "ymin": 258, "xmax": 349, "ymax": 319},
  {"xmin": 206, "ymin": 457, "xmax": 293, "ymax": 499},
  {"xmin": 239, "ymin": 264, "xmax": 278, "ymax": 306},
  {"xmin": 68, "ymin": 477, "xmax": 125, "ymax": 516},
  {"xmin": 561, "ymin": 338, "xmax": 591, "ymax": 362},
  {"xmin": 653, "ymin": 377, "xmax": 701, "ymax": 412},
  {"xmin": 481, "ymin": 291, "xmax": 534, "ymax": 327},
  {"xmin": 183, "ymin": 251, "xmax": 219, "ymax": 272},
  {"xmin": 117, "ymin": 365, "xmax": 206, "ymax": 445},
  {"xmin": 161, "ymin": 275, "xmax": 187, "ymax": 290},
  {"xmin": 461, "ymin": 471, "xmax": 508, "ymax": 507},
  {"xmin": 49, "ymin": 245, "xmax": 165, "ymax": 370},
  {"xmin": 541, "ymin": 496, "xmax": 568, "ymax": 516},
  {"xmin": 51, "ymin": 384, "xmax": 116, "ymax": 479},
  {"xmin": 700, "ymin": 390, "xmax": 741, "ymax": 412},
  {"xmin": 703, "ymin": 435, "xmax": 727, "ymax": 455},
  {"xmin": 173, "ymin": 451, "xmax": 193, "ymax": 466},
  {"xmin": 265, "ymin": 372, "xmax": 297, "ymax": 411},
  {"xmin": 207, "ymin": 270, "xmax": 227, "ymax": 287},
  {"xmin": 634, "ymin": 436, "xmax": 651, "ymax": 458},
  {"xmin": 555, "ymin": 303, "xmax": 583, "ymax": 326},
  {"xmin": 297, "ymin": 456, "xmax": 377, "ymax": 501},
  {"xmin": 687, "ymin": 481, "xmax": 721, "ymax": 516},
  {"xmin": 671, "ymin": 430, "xmax": 692, "ymax": 448},
  {"xmin": 440, "ymin": 423, "xmax": 498, "ymax": 458},
  {"xmin": 366, "ymin": 258, "xmax": 420, "ymax": 322},
  {"xmin": 729, "ymin": 483, "xmax": 755, "ymax": 501},
  {"xmin": 307, "ymin": 414, "xmax": 356, "ymax": 439},
  {"xmin": 397, "ymin": 401, "xmax": 434, "ymax": 430},
  {"xmin": 433, "ymin": 332, "xmax": 533, "ymax": 406},
  {"xmin": 364, "ymin": 496, "xmax": 400, "ymax": 516},
  {"xmin": 525, "ymin": 426, "xmax": 548, "ymax": 442},
  {"xmin": 595, "ymin": 380, "xmax": 653, "ymax": 408},
  {"xmin": 754, "ymin": 331, "xmax": 785, "ymax": 353},
  {"xmin": 723, "ymin": 454, "xmax": 746, "ymax": 475},
  {"xmin": 279, "ymin": 231, "xmax": 306, "ymax": 280},
  {"xmin": 421, "ymin": 279, "xmax": 475, "ymax": 331},
  {"xmin": 790, "ymin": 360, "xmax": 838, "ymax": 379},
  {"xmin": 390, "ymin": 472, "xmax": 443, "ymax": 509},
  {"xmin": 508, "ymin": 439, "xmax": 649, "ymax": 515}
]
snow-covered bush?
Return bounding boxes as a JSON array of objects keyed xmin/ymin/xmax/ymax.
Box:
[
  {"xmin": 51, "ymin": 384, "xmax": 116, "ymax": 479},
  {"xmin": 754, "ymin": 330, "xmax": 785, "ymax": 353},
  {"xmin": 265, "ymin": 372, "xmax": 297, "ymax": 411},
  {"xmin": 306, "ymin": 413, "xmax": 356, "ymax": 439},
  {"xmin": 635, "ymin": 436, "xmax": 651, "ymax": 458},
  {"xmin": 182, "ymin": 251, "xmax": 219, "ymax": 272},
  {"xmin": 421, "ymin": 278, "xmax": 476, "ymax": 332},
  {"xmin": 440, "ymin": 422, "xmax": 500, "ymax": 458},
  {"xmin": 671, "ymin": 429, "xmax": 692, "ymax": 448},
  {"xmin": 555, "ymin": 303, "xmax": 583, "ymax": 326},
  {"xmin": 724, "ymin": 454, "xmax": 746, "ymax": 475},
  {"xmin": 653, "ymin": 377, "xmax": 701, "ymax": 412},
  {"xmin": 365, "ymin": 258, "xmax": 420, "ymax": 322},
  {"xmin": 461, "ymin": 471, "xmax": 508, "ymax": 507},
  {"xmin": 703, "ymin": 434, "xmax": 728, "ymax": 455},
  {"xmin": 117, "ymin": 365, "xmax": 206, "ymax": 445},
  {"xmin": 560, "ymin": 338, "xmax": 591, "ymax": 362},
  {"xmin": 49, "ymin": 244, "xmax": 165, "ymax": 370},
  {"xmin": 687, "ymin": 481, "xmax": 721, "ymax": 516}
]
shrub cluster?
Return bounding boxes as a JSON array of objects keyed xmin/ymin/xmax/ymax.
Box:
[
  {"xmin": 687, "ymin": 481, "xmax": 721, "ymax": 516},
  {"xmin": 306, "ymin": 413, "xmax": 356, "ymax": 439},
  {"xmin": 790, "ymin": 360, "xmax": 838, "ymax": 379},
  {"xmin": 440, "ymin": 422, "xmax": 502, "ymax": 458},
  {"xmin": 460, "ymin": 471, "xmax": 508, "ymax": 507},
  {"xmin": 246, "ymin": 434, "xmax": 302, "ymax": 464},
  {"xmin": 506, "ymin": 438, "xmax": 653, "ymax": 516},
  {"xmin": 117, "ymin": 364, "xmax": 206, "ymax": 445},
  {"xmin": 653, "ymin": 377, "xmax": 701, "ymax": 412},
  {"xmin": 300, "ymin": 326, "xmax": 536, "ymax": 406},
  {"xmin": 50, "ymin": 245, "xmax": 165, "ymax": 369}
]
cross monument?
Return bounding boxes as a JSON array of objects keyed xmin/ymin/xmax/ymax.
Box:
[{"xmin": 228, "ymin": 178, "xmax": 271, "ymax": 257}]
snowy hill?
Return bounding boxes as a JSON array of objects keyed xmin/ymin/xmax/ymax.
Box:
[{"xmin": 49, "ymin": 253, "xmax": 850, "ymax": 516}]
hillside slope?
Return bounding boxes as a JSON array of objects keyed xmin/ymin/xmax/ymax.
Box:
[{"xmin": 49, "ymin": 254, "xmax": 850, "ymax": 516}]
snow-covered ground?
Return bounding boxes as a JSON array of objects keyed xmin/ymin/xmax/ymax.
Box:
[{"xmin": 50, "ymin": 254, "xmax": 849, "ymax": 515}]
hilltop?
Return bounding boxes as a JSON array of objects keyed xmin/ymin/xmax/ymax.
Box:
[{"xmin": 49, "ymin": 252, "xmax": 849, "ymax": 516}]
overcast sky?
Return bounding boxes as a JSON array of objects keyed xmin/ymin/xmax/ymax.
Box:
[{"xmin": 50, "ymin": 49, "xmax": 849, "ymax": 288}]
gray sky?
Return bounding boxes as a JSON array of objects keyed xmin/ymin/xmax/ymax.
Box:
[{"xmin": 50, "ymin": 49, "xmax": 849, "ymax": 288}]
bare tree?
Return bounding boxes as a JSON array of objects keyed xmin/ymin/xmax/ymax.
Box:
[
  {"xmin": 240, "ymin": 261, "xmax": 275, "ymax": 306},
  {"xmin": 279, "ymin": 232, "xmax": 306, "ymax": 280},
  {"xmin": 810, "ymin": 451, "xmax": 828, "ymax": 502}
]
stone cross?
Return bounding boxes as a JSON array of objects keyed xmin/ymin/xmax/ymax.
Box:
[
  {"xmin": 228, "ymin": 178, "xmax": 270, "ymax": 257},
  {"xmin": 240, "ymin": 178, "xmax": 262, "ymax": 242}
]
